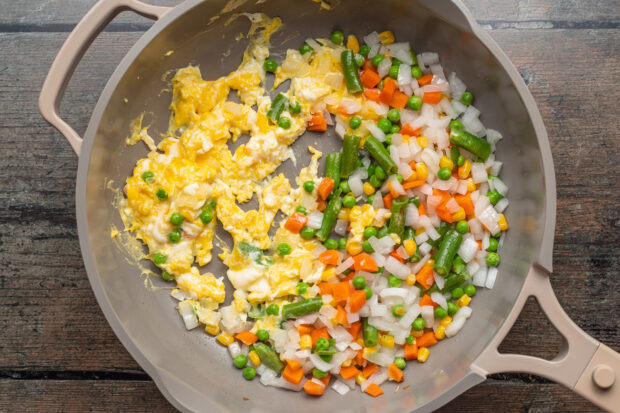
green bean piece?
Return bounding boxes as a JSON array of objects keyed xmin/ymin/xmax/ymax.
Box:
[
  {"xmin": 432, "ymin": 230, "xmax": 463, "ymax": 277},
  {"xmin": 266, "ymin": 93, "xmax": 288, "ymax": 123},
  {"xmin": 450, "ymin": 146, "xmax": 460, "ymax": 166},
  {"xmin": 315, "ymin": 189, "xmax": 342, "ymax": 241},
  {"xmin": 325, "ymin": 153, "xmax": 342, "ymax": 193},
  {"xmin": 341, "ymin": 134, "xmax": 361, "ymax": 178},
  {"xmin": 362, "ymin": 318, "xmax": 379, "ymax": 347},
  {"xmin": 341, "ymin": 50, "xmax": 363, "ymax": 94},
  {"xmin": 253, "ymin": 342, "xmax": 285, "ymax": 373},
  {"xmin": 388, "ymin": 197, "xmax": 408, "ymax": 239},
  {"xmin": 449, "ymin": 127, "xmax": 491, "ymax": 161},
  {"xmin": 363, "ymin": 136, "xmax": 397, "ymax": 175},
  {"xmin": 281, "ymin": 297, "xmax": 323, "ymax": 320},
  {"xmin": 441, "ymin": 272, "xmax": 468, "ymax": 293}
]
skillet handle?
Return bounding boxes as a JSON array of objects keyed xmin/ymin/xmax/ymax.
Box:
[
  {"xmin": 38, "ymin": 0, "xmax": 171, "ymax": 156},
  {"xmin": 471, "ymin": 265, "xmax": 620, "ymax": 411}
]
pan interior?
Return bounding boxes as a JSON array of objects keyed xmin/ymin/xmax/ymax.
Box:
[{"xmin": 82, "ymin": 0, "xmax": 547, "ymax": 411}]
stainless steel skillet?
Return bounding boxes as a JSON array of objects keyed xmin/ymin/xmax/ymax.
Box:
[{"xmin": 39, "ymin": 0, "xmax": 620, "ymax": 411}]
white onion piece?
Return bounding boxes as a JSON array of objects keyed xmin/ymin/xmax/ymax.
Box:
[
  {"xmin": 445, "ymin": 316, "xmax": 466, "ymax": 338},
  {"xmin": 421, "ymin": 305, "xmax": 434, "ymax": 327},
  {"xmin": 372, "ymin": 193, "xmax": 384, "ymax": 209},
  {"xmin": 390, "ymin": 145, "xmax": 400, "ymax": 166},
  {"xmin": 405, "ymin": 204, "xmax": 419, "ymax": 226},
  {"xmin": 398, "ymin": 303, "xmax": 421, "ymax": 328},
  {"xmin": 458, "ymin": 238, "xmax": 479, "ymax": 263},
  {"xmin": 307, "ymin": 211, "xmax": 324, "ymax": 229},
  {"xmin": 178, "ymin": 301, "xmax": 198, "ymax": 330},
  {"xmin": 471, "ymin": 163, "xmax": 488, "ymax": 183},
  {"xmin": 228, "ymin": 342, "xmax": 241, "ymax": 359},
  {"xmin": 366, "ymin": 351, "xmax": 393, "ymax": 367},
  {"xmin": 430, "ymin": 292, "xmax": 447, "ymax": 310},
  {"xmin": 379, "ymin": 287, "xmax": 409, "ymax": 300},
  {"xmin": 348, "ymin": 175, "xmax": 364, "ymax": 196},
  {"xmin": 370, "ymin": 252, "xmax": 386, "ymax": 267},
  {"xmin": 366, "ymin": 122, "xmax": 386, "ymax": 142},
  {"xmin": 472, "ymin": 265, "xmax": 487, "ymax": 287},
  {"xmin": 364, "ymin": 31, "xmax": 381, "ymax": 46},
  {"xmin": 332, "ymin": 380, "xmax": 351, "ymax": 395},
  {"xmin": 415, "ymin": 232, "xmax": 429, "ymax": 244},
  {"xmin": 384, "ymin": 256, "xmax": 411, "ymax": 279},
  {"xmin": 377, "ymin": 57, "xmax": 392, "ymax": 78},
  {"xmin": 485, "ymin": 267, "xmax": 498, "ymax": 289},
  {"xmin": 397, "ymin": 63, "xmax": 412, "ymax": 87},
  {"xmin": 398, "ymin": 162, "xmax": 413, "ymax": 180},
  {"xmin": 335, "ymin": 257, "xmax": 354, "ymax": 274},
  {"xmin": 410, "ymin": 254, "xmax": 431, "ymax": 273},
  {"xmin": 434, "ymin": 272, "xmax": 445, "ymax": 290},
  {"xmin": 418, "ymin": 242, "xmax": 432, "ymax": 256}
]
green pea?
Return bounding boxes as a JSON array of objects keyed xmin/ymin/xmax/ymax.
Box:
[
  {"xmin": 371, "ymin": 54, "xmax": 385, "ymax": 67},
  {"xmin": 487, "ymin": 189, "xmax": 503, "ymax": 205},
  {"xmin": 300, "ymin": 42, "xmax": 313, "ymax": 55},
  {"xmin": 141, "ymin": 171, "xmax": 154, "ymax": 183},
  {"xmin": 487, "ymin": 237, "xmax": 499, "ymax": 252},
  {"xmin": 161, "ymin": 269, "xmax": 174, "ymax": 281},
  {"xmin": 395, "ymin": 173, "xmax": 403, "ymax": 183},
  {"xmin": 392, "ymin": 304, "xmax": 405, "ymax": 317},
  {"xmin": 434, "ymin": 306, "xmax": 448, "ymax": 319},
  {"xmin": 349, "ymin": 116, "xmax": 362, "ymax": 130},
  {"xmin": 264, "ymin": 59, "xmax": 277, "ymax": 73},
  {"xmin": 451, "ymin": 287, "xmax": 464, "ymax": 299},
  {"xmin": 199, "ymin": 209, "xmax": 213, "ymax": 225},
  {"xmin": 412, "ymin": 317, "xmax": 426, "ymax": 331},
  {"xmin": 364, "ymin": 286, "xmax": 373, "ymax": 299},
  {"xmin": 354, "ymin": 53, "xmax": 365, "ymax": 67},
  {"xmin": 486, "ymin": 252, "xmax": 500, "ymax": 267},
  {"xmin": 405, "ymin": 335, "xmax": 415, "ymax": 345},
  {"xmin": 374, "ymin": 165, "xmax": 387, "ymax": 180},
  {"xmin": 359, "ymin": 45, "xmax": 370, "ymax": 57},
  {"xmin": 297, "ymin": 282, "xmax": 309, "ymax": 295},
  {"xmin": 242, "ymin": 366, "xmax": 256, "ymax": 380},
  {"xmin": 295, "ymin": 205, "xmax": 307, "ymax": 215},
  {"xmin": 461, "ymin": 91, "xmax": 474, "ymax": 106},
  {"xmin": 300, "ymin": 226, "xmax": 315, "ymax": 240},
  {"xmin": 363, "ymin": 227, "xmax": 378, "ymax": 239},
  {"xmin": 464, "ymin": 284, "xmax": 476, "ymax": 297},
  {"xmin": 369, "ymin": 175, "xmax": 382, "ymax": 188},
  {"xmin": 450, "ymin": 120, "xmax": 463, "ymax": 130},
  {"xmin": 266, "ymin": 304, "xmax": 279, "ymax": 316},
  {"xmin": 206, "ymin": 200, "xmax": 216, "ymax": 210},
  {"xmin": 278, "ymin": 116, "xmax": 291, "ymax": 129},
  {"xmin": 289, "ymin": 100, "xmax": 302, "ymax": 114},
  {"xmin": 343, "ymin": 195, "xmax": 356, "ymax": 208},
  {"xmin": 389, "ymin": 65, "xmax": 399, "ymax": 79},
  {"xmin": 437, "ymin": 167, "xmax": 452, "ymax": 180},
  {"xmin": 314, "ymin": 337, "xmax": 329, "ymax": 351},
  {"xmin": 392, "ymin": 58, "xmax": 402, "ymax": 67},
  {"xmin": 456, "ymin": 220, "xmax": 469, "ymax": 234},
  {"xmin": 338, "ymin": 238, "xmax": 347, "ymax": 250},
  {"xmin": 390, "ymin": 124, "xmax": 400, "ymax": 134},
  {"xmin": 377, "ymin": 118, "xmax": 392, "ymax": 133},
  {"xmin": 320, "ymin": 354, "xmax": 333, "ymax": 362},
  {"xmin": 339, "ymin": 181, "xmax": 351, "ymax": 194},
  {"xmin": 411, "ymin": 66, "xmax": 423, "ymax": 79},
  {"xmin": 330, "ymin": 29, "xmax": 344, "ymax": 45},
  {"xmin": 257, "ymin": 329, "xmax": 270, "ymax": 341},
  {"xmin": 362, "ymin": 240, "xmax": 374, "ymax": 253},
  {"xmin": 169, "ymin": 212, "xmax": 184, "ymax": 226},
  {"xmin": 352, "ymin": 276, "xmax": 366, "ymax": 290},
  {"xmin": 387, "ymin": 108, "xmax": 401, "ymax": 123},
  {"xmin": 394, "ymin": 357, "xmax": 406, "ymax": 370},
  {"xmin": 367, "ymin": 164, "xmax": 376, "ymax": 177},
  {"xmin": 303, "ymin": 180, "xmax": 315, "ymax": 193},
  {"xmin": 153, "ymin": 252, "xmax": 167, "ymax": 266},
  {"xmin": 457, "ymin": 155, "xmax": 465, "ymax": 166},
  {"xmin": 447, "ymin": 301, "xmax": 458, "ymax": 316},
  {"xmin": 376, "ymin": 226, "xmax": 388, "ymax": 238},
  {"xmin": 407, "ymin": 96, "xmax": 422, "ymax": 111},
  {"xmin": 168, "ymin": 229, "xmax": 182, "ymax": 243},
  {"xmin": 324, "ymin": 238, "xmax": 339, "ymax": 250},
  {"xmin": 277, "ymin": 243, "xmax": 292, "ymax": 256},
  {"xmin": 387, "ymin": 274, "xmax": 402, "ymax": 288},
  {"xmin": 384, "ymin": 133, "xmax": 392, "ymax": 146},
  {"xmin": 156, "ymin": 189, "xmax": 168, "ymax": 200},
  {"xmin": 367, "ymin": 194, "xmax": 375, "ymax": 205},
  {"xmin": 313, "ymin": 368, "xmax": 328, "ymax": 379},
  {"xmin": 233, "ymin": 354, "xmax": 247, "ymax": 369}
]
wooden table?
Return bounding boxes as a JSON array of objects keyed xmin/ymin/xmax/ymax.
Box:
[{"xmin": 1, "ymin": 0, "xmax": 618, "ymax": 411}]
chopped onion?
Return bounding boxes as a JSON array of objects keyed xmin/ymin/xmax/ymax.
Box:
[
  {"xmin": 336, "ymin": 257, "xmax": 354, "ymax": 274},
  {"xmin": 486, "ymin": 129, "xmax": 503, "ymax": 144},
  {"xmin": 495, "ymin": 198, "xmax": 509, "ymax": 213},
  {"xmin": 177, "ymin": 301, "xmax": 198, "ymax": 330},
  {"xmin": 418, "ymin": 242, "xmax": 432, "ymax": 256},
  {"xmin": 377, "ymin": 57, "xmax": 392, "ymax": 78},
  {"xmin": 228, "ymin": 342, "xmax": 241, "ymax": 359},
  {"xmin": 398, "ymin": 303, "xmax": 421, "ymax": 328},
  {"xmin": 387, "ymin": 42, "xmax": 414, "ymax": 65},
  {"xmin": 348, "ymin": 175, "xmax": 364, "ymax": 196},
  {"xmin": 458, "ymin": 238, "xmax": 479, "ymax": 263},
  {"xmin": 370, "ymin": 252, "xmax": 386, "ymax": 267},
  {"xmin": 294, "ymin": 313, "xmax": 319, "ymax": 326},
  {"xmin": 397, "ymin": 63, "xmax": 413, "ymax": 87},
  {"xmin": 334, "ymin": 219, "xmax": 348, "ymax": 236},
  {"xmin": 332, "ymin": 380, "xmax": 351, "ymax": 395},
  {"xmin": 335, "ymin": 122, "xmax": 346, "ymax": 139},
  {"xmin": 398, "ymin": 162, "xmax": 413, "ymax": 180},
  {"xmin": 384, "ymin": 256, "xmax": 411, "ymax": 279},
  {"xmin": 366, "ymin": 122, "xmax": 386, "ymax": 142},
  {"xmin": 472, "ymin": 265, "xmax": 487, "ymax": 287},
  {"xmin": 485, "ymin": 267, "xmax": 498, "ymax": 289},
  {"xmin": 445, "ymin": 316, "xmax": 466, "ymax": 338},
  {"xmin": 431, "ymin": 292, "xmax": 447, "ymax": 310},
  {"xmin": 379, "ymin": 287, "xmax": 409, "ymax": 300},
  {"xmin": 421, "ymin": 305, "xmax": 434, "ymax": 327},
  {"xmin": 307, "ymin": 211, "xmax": 324, "ymax": 229},
  {"xmin": 305, "ymin": 38, "xmax": 321, "ymax": 50},
  {"xmin": 364, "ymin": 31, "xmax": 381, "ymax": 46},
  {"xmin": 449, "ymin": 72, "xmax": 467, "ymax": 100},
  {"xmin": 405, "ymin": 204, "xmax": 419, "ymax": 226}
]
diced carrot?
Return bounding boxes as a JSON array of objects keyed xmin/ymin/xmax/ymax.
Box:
[
  {"xmin": 417, "ymin": 74, "xmax": 434, "ymax": 86},
  {"xmin": 379, "ymin": 78, "xmax": 397, "ymax": 105},
  {"xmin": 360, "ymin": 70, "xmax": 381, "ymax": 89},
  {"xmin": 390, "ymin": 91, "xmax": 409, "ymax": 109},
  {"xmin": 320, "ymin": 374, "xmax": 331, "ymax": 387},
  {"xmin": 317, "ymin": 198, "xmax": 327, "ymax": 212},
  {"xmin": 418, "ymin": 294, "xmax": 438, "ymax": 308},
  {"xmin": 416, "ymin": 331, "xmax": 438, "ymax": 348},
  {"xmin": 416, "ymin": 266, "xmax": 435, "ymax": 290},
  {"xmin": 307, "ymin": 112, "xmax": 327, "ymax": 132},
  {"xmin": 354, "ymin": 349, "xmax": 364, "ymax": 365},
  {"xmin": 388, "ymin": 363, "xmax": 404, "ymax": 382},
  {"xmin": 362, "ymin": 58, "xmax": 375, "ymax": 72},
  {"xmin": 418, "ymin": 203, "xmax": 427, "ymax": 216},
  {"xmin": 342, "ymin": 272, "xmax": 355, "ymax": 282},
  {"xmin": 422, "ymin": 91, "xmax": 442, "ymax": 105},
  {"xmin": 334, "ymin": 305, "xmax": 348, "ymax": 325},
  {"xmin": 234, "ymin": 331, "xmax": 257, "ymax": 346},
  {"xmin": 400, "ymin": 124, "xmax": 421, "ymax": 137},
  {"xmin": 477, "ymin": 240, "xmax": 482, "ymax": 250},
  {"xmin": 284, "ymin": 212, "xmax": 308, "ymax": 233},
  {"xmin": 389, "ymin": 250, "xmax": 405, "ymax": 264},
  {"xmin": 331, "ymin": 281, "xmax": 352, "ymax": 303},
  {"xmin": 387, "ymin": 181, "xmax": 399, "ymax": 198},
  {"xmin": 363, "ymin": 88, "xmax": 381, "ymax": 103},
  {"xmin": 432, "ymin": 188, "xmax": 451, "ymax": 203},
  {"xmin": 311, "ymin": 327, "xmax": 329, "ymax": 346},
  {"xmin": 348, "ymin": 289, "xmax": 367, "ymax": 313},
  {"xmin": 317, "ymin": 177, "xmax": 334, "ymax": 200},
  {"xmin": 283, "ymin": 363, "xmax": 304, "ymax": 385},
  {"xmin": 364, "ymin": 383, "xmax": 384, "ymax": 397},
  {"xmin": 286, "ymin": 359, "xmax": 302, "ymax": 370},
  {"xmin": 319, "ymin": 249, "xmax": 340, "ymax": 266},
  {"xmin": 318, "ymin": 282, "xmax": 333, "ymax": 296},
  {"xmin": 340, "ymin": 365, "xmax": 361, "ymax": 380},
  {"xmin": 436, "ymin": 206, "xmax": 454, "ymax": 223},
  {"xmin": 352, "ymin": 253, "xmax": 378, "ymax": 272},
  {"xmin": 402, "ymin": 180, "xmax": 425, "ymax": 189},
  {"xmin": 454, "ymin": 193, "xmax": 475, "ymax": 216},
  {"xmin": 297, "ymin": 324, "xmax": 313, "ymax": 335},
  {"xmin": 303, "ymin": 379, "xmax": 326, "ymax": 396},
  {"xmin": 362, "ymin": 363, "xmax": 379, "ymax": 378},
  {"xmin": 347, "ymin": 321, "xmax": 362, "ymax": 339},
  {"xmin": 404, "ymin": 343, "xmax": 419, "ymax": 360},
  {"xmin": 383, "ymin": 193, "xmax": 393, "ymax": 210}
]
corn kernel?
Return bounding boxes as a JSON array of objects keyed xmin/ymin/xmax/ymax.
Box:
[
  {"xmin": 346, "ymin": 35, "xmax": 360, "ymax": 53},
  {"xmin": 456, "ymin": 294, "xmax": 471, "ymax": 308},
  {"xmin": 498, "ymin": 214, "xmax": 509, "ymax": 231},
  {"xmin": 379, "ymin": 334, "xmax": 395, "ymax": 349},
  {"xmin": 466, "ymin": 178, "xmax": 476, "ymax": 192},
  {"xmin": 439, "ymin": 156, "xmax": 454, "ymax": 171},
  {"xmin": 378, "ymin": 30, "xmax": 395, "ymax": 45},
  {"xmin": 389, "ymin": 233, "xmax": 401, "ymax": 245},
  {"xmin": 427, "ymin": 259, "xmax": 435, "ymax": 266},
  {"xmin": 412, "ymin": 329, "xmax": 424, "ymax": 338},
  {"xmin": 356, "ymin": 337, "xmax": 365, "ymax": 347},
  {"xmin": 416, "ymin": 162, "xmax": 428, "ymax": 181},
  {"xmin": 458, "ymin": 160, "xmax": 471, "ymax": 179},
  {"xmin": 363, "ymin": 347, "xmax": 378, "ymax": 359},
  {"xmin": 417, "ymin": 347, "xmax": 430, "ymax": 363},
  {"xmin": 415, "ymin": 227, "xmax": 426, "ymax": 236},
  {"xmin": 346, "ymin": 240, "xmax": 362, "ymax": 256},
  {"xmin": 217, "ymin": 332, "xmax": 234, "ymax": 346},
  {"xmin": 434, "ymin": 326, "xmax": 446, "ymax": 341},
  {"xmin": 341, "ymin": 358, "xmax": 353, "ymax": 367},
  {"xmin": 405, "ymin": 170, "xmax": 418, "ymax": 181},
  {"xmin": 299, "ymin": 334, "xmax": 312, "ymax": 350},
  {"xmin": 338, "ymin": 208, "xmax": 350, "ymax": 221},
  {"xmin": 403, "ymin": 239, "xmax": 417, "ymax": 256},
  {"xmin": 205, "ymin": 324, "xmax": 220, "ymax": 336},
  {"xmin": 249, "ymin": 350, "xmax": 261, "ymax": 366},
  {"xmin": 417, "ymin": 136, "xmax": 428, "ymax": 149},
  {"xmin": 363, "ymin": 182, "xmax": 375, "ymax": 196},
  {"xmin": 440, "ymin": 316, "xmax": 453, "ymax": 327},
  {"xmin": 451, "ymin": 207, "xmax": 466, "ymax": 222},
  {"xmin": 355, "ymin": 372, "xmax": 367, "ymax": 385}
]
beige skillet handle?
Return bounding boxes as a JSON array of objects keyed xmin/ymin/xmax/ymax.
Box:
[
  {"xmin": 472, "ymin": 265, "xmax": 620, "ymax": 411},
  {"xmin": 39, "ymin": 0, "xmax": 171, "ymax": 156}
]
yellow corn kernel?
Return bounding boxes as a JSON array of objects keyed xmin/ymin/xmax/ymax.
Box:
[
  {"xmin": 412, "ymin": 329, "xmax": 424, "ymax": 338},
  {"xmin": 451, "ymin": 207, "xmax": 466, "ymax": 222},
  {"xmin": 355, "ymin": 372, "xmax": 367, "ymax": 385},
  {"xmin": 389, "ymin": 233, "xmax": 401, "ymax": 245},
  {"xmin": 249, "ymin": 350, "xmax": 261, "ymax": 366},
  {"xmin": 440, "ymin": 316, "xmax": 453, "ymax": 328},
  {"xmin": 341, "ymin": 358, "xmax": 353, "ymax": 367},
  {"xmin": 427, "ymin": 259, "xmax": 435, "ymax": 267},
  {"xmin": 403, "ymin": 239, "xmax": 417, "ymax": 256},
  {"xmin": 379, "ymin": 334, "xmax": 395, "ymax": 349},
  {"xmin": 363, "ymin": 347, "xmax": 378, "ymax": 359},
  {"xmin": 417, "ymin": 347, "xmax": 430, "ymax": 363},
  {"xmin": 466, "ymin": 178, "xmax": 476, "ymax": 192},
  {"xmin": 434, "ymin": 326, "xmax": 446, "ymax": 340},
  {"xmin": 356, "ymin": 337, "xmax": 365, "ymax": 347},
  {"xmin": 217, "ymin": 332, "xmax": 234, "ymax": 346},
  {"xmin": 406, "ymin": 273, "xmax": 417, "ymax": 286},
  {"xmin": 363, "ymin": 182, "xmax": 375, "ymax": 196},
  {"xmin": 378, "ymin": 30, "xmax": 395, "ymax": 45},
  {"xmin": 415, "ymin": 227, "xmax": 426, "ymax": 236},
  {"xmin": 458, "ymin": 160, "xmax": 471, "ymax": 179},
  {"xmin": 346, "ymin": 240, "xmax": 362, "ymax": 256},
  {"xmin": 498, "ymin": 214, "xmax": 509, "ymax": 231},
  {"xmin": 405, "ymin": 169, "xmax": 418, "ymax": 181},
  {"xmin": 439, "ymin": 156, "xmax": 454, "ymax": 171},
  {"xmin": 299, "ymin": 334, "xmax": 312, "ymax": 350},
  {"xmin": 321, "ymin": 267, "xmax": 336, "ymax": 281},
  {"xmin": 416, "ymin": 162, "xmax": 428, "ymax": 181},
  {"xmin": 456, "ymin": 294, "xmax": 471, "ymax": 308},
  {"xmin": 417, "ymin": 136, "xmax": 428, "ymax": 149},
  {"xmin": 338, "ymin": 208, "xmax": 350, "ymax": 221},
  {"xmin": 205, "ymin": 324, "xmax": 220, "ymax": 336},
  {"xmin": 346, "ymin": 35, "xmax": 360, "ymax": 53}
]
